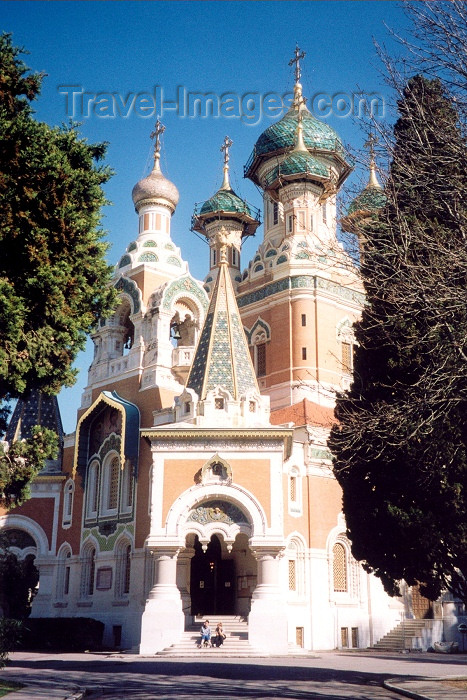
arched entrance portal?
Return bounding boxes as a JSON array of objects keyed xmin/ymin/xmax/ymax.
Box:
[
  {"xmin": 190, "ymin": 534, "xmax": 235, "ymax": 616},
  {"xmin": 179, "ymin": 496, "xmax": 258, "ymax": 618}
]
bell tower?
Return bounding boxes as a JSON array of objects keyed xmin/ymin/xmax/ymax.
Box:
[
  {"xmin": 240, "ymin": 47, "xmax": 363, "ymax": 410},
  {"xmin": 81, "ymin": 121, "xmax": 208, "ymax": 414}
]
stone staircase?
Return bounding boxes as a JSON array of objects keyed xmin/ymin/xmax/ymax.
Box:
[
  {"xmin": 156, "ymin": 615, "xmax": 264, "ymax": 657},
  {"xmin": 372, "ymin": 618, "xmax": 440, "ymax": 652}
]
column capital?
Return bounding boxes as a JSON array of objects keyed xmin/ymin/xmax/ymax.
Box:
[{"xmin": 249, "ymin": 540, "xmax": 286, "ymax": 560}]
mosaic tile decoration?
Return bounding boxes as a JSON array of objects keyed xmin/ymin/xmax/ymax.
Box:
[
  {"xmin": 237, "ymin": 274, "xmax": 365, "ymax": 308},
  {"xmin": 187, "ymin": 263, "xmax": 259, "ymax": 400},
  {"xmin": 161, "ymin": 275, "xmax": 209, "ymax": 312},
  {"xmin": 114, "ymin": 276, "xmax": 141, "ymax": 313}
]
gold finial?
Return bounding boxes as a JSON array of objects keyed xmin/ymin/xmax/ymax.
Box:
[
  {"xmin": 292, "ymin": 109, "xmax": 307, "ymax": 153},
  {"xmin": 220, "ymin": 136, "xmax": 233, "ymax": 190},
  {"xmin": 289, "ymin": 45, "xmax": 306, "ymax": 83},
  {"xmin": 364, "ymin": 132, "xmax": 381, "ymax": 188},
  {"xmin": 150, "ymin": 118, "xmax": 165, "ymax": 172}
]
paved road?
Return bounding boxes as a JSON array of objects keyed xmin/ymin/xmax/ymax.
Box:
[{"xmin": 3, "ymin": 650, "xmax": 467, "ymax": 699}]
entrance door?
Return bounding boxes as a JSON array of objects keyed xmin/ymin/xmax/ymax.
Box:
[{"xmin": 190, "ymin": 535, "xmax": 235, "ymax": 616}]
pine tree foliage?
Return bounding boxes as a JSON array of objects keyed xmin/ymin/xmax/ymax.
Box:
[
  {"xmin": 0, "ymin": 426, "xmax": 58, "ymax": 508},
  {"xmin": 0, "ymin": 34, "xmax": 116, "ymax": 398},
  {"xmin": 330, "ymin": 75, "xmax": 467, "ymax": 604},
  {"xmin": 0, "ymin": 34, "xmax": 116, "ymax": 505}
]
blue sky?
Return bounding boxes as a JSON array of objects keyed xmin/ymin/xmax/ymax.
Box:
[{"xmin": 3, "ymin": 1, "xmax": 411, "ymax": 432}]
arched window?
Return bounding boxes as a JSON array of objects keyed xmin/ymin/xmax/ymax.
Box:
[
  {"xmin": 115, "ymin": 540, "xmax": 132, "ymax": 599},
  {"xmin": 101, "ymin": 454, "xmax": 119, "ymax": 515},
  {"xmin": 120, "ymin": 460, "xmax": 133, "ymax": 514},
  {"xmin": 332, "ymin": 542, "xmax": 347, "ymax": 593},
  {"xmin": 80, "ymin": 545, "xmax": 96, "ymax": 598},
  {"xmin": 56, "ymin": 546, "xmax": 72, "ymax": 602},
  {"xmin": 62, "ymin": 480, "xmax": 74, "ymax": 527},
  {"xmin": 286, "ymin": 535, "xmax": 306, "ymax": 599},
  {"xmin": 86, "ymin": 460, "xmax": 99, "ymax": 519},
  {"xmin": 337, "ymin": 318, "xmax": 356, "ymax": 377},
  {"xmin": 248, "ymin": 320, "xmax": 271, "ymax": 379}
]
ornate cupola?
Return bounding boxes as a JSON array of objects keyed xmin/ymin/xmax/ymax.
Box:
[
  {"xmin": 116, "ymin": 120, "xmax": 187, "ymax": 278},
  {"xmin": 263, "ymin": 111, "xmax": 331, "ymax": 197},
  {"xmin": 341, "ymin": 133, "xmax": 387, "ymax": 236},
  {"xmin": 242, "ymin": 47, "xmax": 353, "ymax": 251},
  {"xmin": 244, "ymin": 47, "xmax": 352, "ymax": 192},
  {"xmin": 192, "ymin": 136, "xmax": 260, "ymax": 293},
  {"xmin": 132, "ymin": 119, "xmax": 179, "ymax": 217}
]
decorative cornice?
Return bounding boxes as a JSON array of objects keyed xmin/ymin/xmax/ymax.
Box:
[
  {"xmin": 237, "ymin": 274, "xmax": 364, "ymax": 308},
  {"xmin": 141, "ymin": 427, "xmax": 293, "ymax": 459}
]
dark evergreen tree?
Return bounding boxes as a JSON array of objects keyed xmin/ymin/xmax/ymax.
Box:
[
  {"xmin": 0, "ymin": 534, "xmax": 38, "ymax": 619},
  {"xmin": 330, "ymin": 75, "xmax": 467, "ymax": 605},
  {"xmin": 0, "ymin": 34, "xmax": 116, "ymax": 505}
]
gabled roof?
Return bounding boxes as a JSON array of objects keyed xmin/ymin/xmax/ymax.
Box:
[
  {"xmin": 186, "ymin": 253, "xmax": 259, "ymax": 400},
  {"xmin": 270, "ymin": 398, "xmax": 336, "ymax": 428}
]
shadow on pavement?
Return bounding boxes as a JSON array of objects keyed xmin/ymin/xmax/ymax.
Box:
[{"xmin": 5, "ymin": 657, "xmax": 414, "ymax": 699}]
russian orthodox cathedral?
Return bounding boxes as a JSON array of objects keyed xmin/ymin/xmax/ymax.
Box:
[{"xmin": 0, "ymin": 50, "xmax": 405, "ymax": 654}]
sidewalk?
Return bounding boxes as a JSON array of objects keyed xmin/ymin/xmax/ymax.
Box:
[
  {"xmin": 385, "ymin": 676, "xmax": 467, "ymax": 700},
  {"xmin": 2, "ymin": 650, "xmax": 467, "ymax": 699},
  {"xmin": 8, "ymin": 673, "xmax": 467, "ymax": 700}
]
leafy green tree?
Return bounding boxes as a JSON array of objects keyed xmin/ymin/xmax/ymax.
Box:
[
  {"xmin": 0, "ymin": 34, "xmax": 116, "ymax": 504},
  {"xmin": 330, "ymin": 75, "xmax": 467, "ymax": 605}
]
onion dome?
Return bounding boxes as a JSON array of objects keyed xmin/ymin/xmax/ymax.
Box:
[
  {"xmin": 264, "ymin": 111, "xmax": 330, "ymax": 191},
  {"xmin": 342, "ymin": 135, "xmax": 386, "ymax": 234},
  {"xmin": 245, "ymin": 80, "xmax": 352, "ymax": 188},
  {"xmin": 347, "ymin": 182, "xmax": 386, "ymax": 216},
  {"xmin": 132, "ymin": 120, "xmax": 179, "ymax": 213},
  {"xmin": 254, "ymin": 108, "xmax": 344, "ymax": 159},
  {"xmin": 192, "ymin": 136, "xmax": 260, "ymax": 237},
  {"xmin": 199, "ymin": 189, "xmax": 254, "ymax": 218}
]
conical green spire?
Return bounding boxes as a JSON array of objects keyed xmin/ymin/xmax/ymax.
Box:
[{"xmin": 186, "ymin": 235, "xmax": 259, "ymax": 400}]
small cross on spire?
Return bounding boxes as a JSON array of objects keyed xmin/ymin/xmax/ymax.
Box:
[
  {"xmin": 150, "ymin": 118, "xmax": 165, "ymax": 159},
  {"xmin": 220, "ymin": 136, "xmax": 233, "ymax": 190},
  {"xmin": 289, "ymin": 45, "xmax": 306, "ymax": 83},
  {"xmin": 220, "ymin": 136, "xmax": 233, "ymax": 166},
  {"xmin": 364, "ymin": 132, "xmax": 378, "ymax": 164}
]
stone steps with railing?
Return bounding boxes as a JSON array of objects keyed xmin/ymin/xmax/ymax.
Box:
[{"xmin": 371, "ymin": 618, "xmax": 441, "ymax": 652}]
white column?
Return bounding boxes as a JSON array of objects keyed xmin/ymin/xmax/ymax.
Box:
[
  {"xmin": 30, "ymin": 556, "xmax": 55, "ymax": 617},
  {"xmin": 248, "ymin": 545, "xmax": 288, "ymax": 654},
  {"xmin": 139, "ymin": 545, "xmax": 184, "ymax": 654},
  {"xmin": 176, "ymin": 548, "xmax": 194, "ymax": 625}
]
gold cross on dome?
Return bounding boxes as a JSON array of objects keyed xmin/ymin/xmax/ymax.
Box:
[
  {"xmin": 220, "ymin": 136, "xmax": 233, "ymax": 166},
  {"xmin": 364, "ymin": 132, "xmax": 378, "ymax": 162},
  {"xmin": 289, "ymin": 45, "xmax": 306, "ymax": 82},
  {"xmin": 150, "ymin": 119, "xmax": 165, "ymax": 157}
]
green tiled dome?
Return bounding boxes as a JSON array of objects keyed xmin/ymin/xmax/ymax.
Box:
[
  {"xmin": 200, "ymin": 189, "xmax": 253, "ymax": 217},
  {"xmin": 348, "ymin": 185, "xmax": 387, "ymax": 215},
  {"xmin": 264, "ymin": 151, "xmax": 329, "ymax": 188},
  {"xmin": 254, "ymin": 109, "xmax": 344, "ymax": 158}
]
